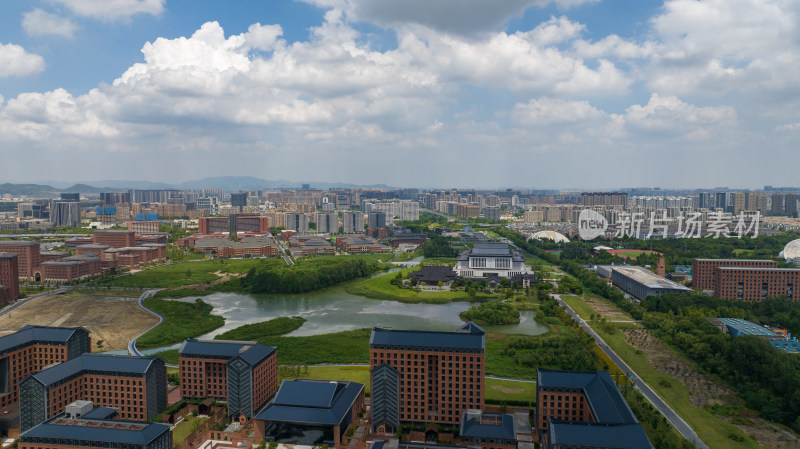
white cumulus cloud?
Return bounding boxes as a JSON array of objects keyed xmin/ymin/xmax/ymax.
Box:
[
  {"xmin": 0, "ymin": 43, "xmax": 45, "ymax": 78},
  {"xmin": 22, "ymin": 8, "xmax": 78, "ymax": 38},
  {"xmin": 48, "ymin": 0, "xmax": 165, "ymax": 21}
]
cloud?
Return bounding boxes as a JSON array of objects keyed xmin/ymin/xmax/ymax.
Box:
[
  {"xmin": 511, "ymin": 97, "xmax": 608, "ymax": 125},
  {"xmin": 302, "ymin": 0, "xmax": 599, "ymax": 35},
  {"xmin": 48, "ymin": 0, "xmax": 165, "ymax": 21},
  {"xmin": 22, "ymin": 8, "xmax": 78, "ymax": 38},
  {"xmin": 624, "ymin": 93, "xmax": 738, "ymax": 141},
  {"xmin": 0, "ymin": 43, "xmax": 45, "ymax": 78}
]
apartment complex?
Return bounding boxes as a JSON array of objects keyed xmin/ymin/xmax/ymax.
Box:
[
  {"xmin": 0, "ymin": 253, "xmax": 19, "ymax": 304},
  {"xmin": 536, "ymin": 368, "xmax": 653, "ymax": 449},
  {"xmin": 316, "ymin": 211, "xmax": 339, "ymax": 233},
  {"xmin": 370, "ymin": 322, "xmax": 486, "ymax": 433},
  {"xmin": 692, "ymin": 259, "xmax": 778, "ymax": 290},
  {"xmin": 19, "ymin": 402, "xmax": 171, "ymax": 449},
  {"xmin": 198, "ymin": 215, "xmax": 270, "ymax": 235},
  {"xmin": 285, "ymin": 212, "xmax": 310, "ymax": 234},
  {"xmin": 342, "ymin": 211, "xmax": 365, "ymax": 234},
  {"xmin": 179, "ymin": 339, "xmax": 278, "ymax": 419},
  {"xmin": 713, "ymin": 267, "xmax": 800, "ymax": 301},
  {"xmin": 19, "ymin": 354, "xmax": 167, "ymax": 431}
]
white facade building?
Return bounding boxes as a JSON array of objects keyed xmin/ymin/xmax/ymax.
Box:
[{"xmin": 455, "ymin": 243, "xmax": 531, "ymax": 278}]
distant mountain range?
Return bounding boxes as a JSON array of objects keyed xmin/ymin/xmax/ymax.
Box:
[{"xmin": 0, "ymin": 176, "xmax": 394, "ymax": 196}]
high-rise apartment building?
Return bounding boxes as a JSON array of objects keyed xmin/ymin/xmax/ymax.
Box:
[
  {"xmin": 342, "ymin": 212, "xmax": 364, "ymax": 234},
  {"xmin": 316, "ymin": 212, "xmax": 339, "ymax": 234},
  {"xmin": 370, "ymin": 323, "xmax": 485, "ymax": 434},
  {"xmin": 285, "ymin": 213, "xmax": 309, "ymax": 234}
]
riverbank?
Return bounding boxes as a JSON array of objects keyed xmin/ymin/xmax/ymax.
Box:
[
  {"xmin": 345, "ymin": 267, "xmax": 497, "ymax": 303},
  {"xmin": 136, "ymin": 297, "xmax": 225, "ymax": 349}
]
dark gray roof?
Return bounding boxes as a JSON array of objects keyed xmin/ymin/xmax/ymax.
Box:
[
  {"xmin": 31, "ymin": 354, "xmax": 158, "ymax": 387},
  {"xmin": 82, "ymin": 406, "xmax": 118, "ymax": 420},
  {"xmin": 549, "ymin": 422, "xmax": 654, "ymax": 449},
  {"xmin": 180, "ymin": 339, "xmax": 275, "ymax": 365},
  {"xmin": 460, "ymin": 412, "xmax": 516, "ymax": 440},
  {"xmin": 409, "ymin": 266, "xmax": 458, "ymax": 283},
  {"xmin": 0, "ymin": 241, "xmax": 39, "ymax": 247},
  {"xmin": 469, "ymin": 243, "xmax": 513, "ymax": 257},
  {"xmin": 370, "ymin": 322, "xmax": 485, "ymax": 351},
  {"xmin": 0, "ymin": 325, "xmax": 85, "ymax": 356},
  {"xmin": 256, "ymin": 379, "xmax": 364, "ymax": 426},
  {"xmin": 537, "ymin": 369, "xmax": 637, "ymax": 424},
  {"xmin": 20, "ymin": 415, "xmax": 169, "ymax": 445},
  {"xmin": 0, "ymin": 252, "xmax": 18, "ymax": 259}
]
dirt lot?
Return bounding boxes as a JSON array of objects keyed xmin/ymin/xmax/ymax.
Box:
[
  {"xmin": 624, "ymin": 328, "xmax": 799, "ymax": 449},
  {"xmin": 0, "ymin": 295, "xmax": 159, "ymax": 352},
  {"xmin": 584, "ymin": 295, "xmax": 635, "ymax": 322}
]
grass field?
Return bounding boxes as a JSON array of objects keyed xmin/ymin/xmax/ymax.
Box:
[
  {"xmin": 215, "ymin": 317, "xmax": 306, "ymax": 341},
  {"xmin": 100, "ymin": 259, "xmax": 277, "ymax": 288},
  {"xmin": 0, "ymin": 294, "xmax": 158, "ymax": 352},
  {"xmin": 172, "ymin": 415, "xmax": 208, "ymax": 443},
  {"xmin": 560, "ymin": 295, "xmax": 596, "ymax": 320},
  {"xmin": 485, "ymin": 377, "xmax": 536, "ymax": 404},
  {"xmin": 137, "ymin": 298, "xmax": 225, "ymax": 349},
  {"xmin": 565, "ymin": 294, "xmax": 757, "ymax": 449},
  {"xmin": 345, "ymin": 266, "xmax": 497, "ymax": 303},
  {"xmin": 607, "ymin": 249, "xmax": 662, "ymax": 260}
]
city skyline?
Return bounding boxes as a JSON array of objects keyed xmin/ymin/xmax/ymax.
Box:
[{"xmin": 1, "ymin": 0, "xmax": 799, "ymax": 188}]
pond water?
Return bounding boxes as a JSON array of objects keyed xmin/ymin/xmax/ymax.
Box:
[{"xmin": 137, "ymin": 282, "xmax": 549, "ymax": 355}]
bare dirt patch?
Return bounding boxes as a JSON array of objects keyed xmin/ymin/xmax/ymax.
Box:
[
  {"xmin": 623, "ymin": 328, "xmax": 800, "ymax": 449},
  {"xmin": 489, "ymin": 385, "xmax": 524, "ymax": 395},
  {"xmin": 584, "ymin": 296, "xmax": 634, "ymax": 322},
  {"xmin": 0, "ymin": 295, "xmax": 159, "ymax": 352}
]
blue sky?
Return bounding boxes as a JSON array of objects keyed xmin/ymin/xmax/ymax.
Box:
[{"xmin": 0, "ymin": 0, "xmax": 798, "ymax": 189}]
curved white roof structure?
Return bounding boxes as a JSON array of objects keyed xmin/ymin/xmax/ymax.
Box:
[
  {"xmin": 530, "ymin": 230, "xmax": 570, "ymax": 244},
  {"xmin": 780, "ymin": 239, "xmax": 800, "ymax": 262}
]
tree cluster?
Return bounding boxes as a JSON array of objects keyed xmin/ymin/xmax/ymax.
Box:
[
  {"xmin": 241, "ymin": 258, "xmax": 381, "ymax": 294},
  {"xmin": 460, "ymin": 301, "xmax": 520, "ymax": 325}
]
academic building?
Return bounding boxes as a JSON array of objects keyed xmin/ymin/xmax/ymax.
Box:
[
  {"xmin": 370, "ymin": 322, "xmax": 486, "ymax": 434},
  {"xmin": 692, "ymin": 259, "xmax": 777, "ymax": 290},
  {"xmin": 712, "ymin": 267, "xmax": 800, "ymax": 302},
  {"xmin": 0, "ymin": 242, "xmax": 41, "ymax": 280},
  {"xmin": 179, "ymin": 339, "xmax": 278, "ymax": 419},
  {"xmin": 19, "ymin": 401, "xmax": 171, "ymax": 449},
  {"xmin": 19, "ymin": 354, "xmax": 167, "ymax": 431},
  {"xmin": 0, "ymin": 253, "xmax": 20, "ymax": 304},
  {"xmin": 92, "ymin": 230, "xmax": 137, "ymax": 248},
  {"xmin": 0, "ymin": 326, "xmax": 90, "ymax": 437},
  {"xmin": 536, "ymin": 369, "xmax": 653, "ymax": 449},
  {"xmin": 455, "ymin": 243, "xmax": 530, "ymax": 279}
]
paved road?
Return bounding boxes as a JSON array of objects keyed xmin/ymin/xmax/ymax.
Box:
[
  {"xmin": 552, "ymin": 293, "xmax": 710, "ymax": 449},
  {"xmin": 0, "ymin": 287, "xmax": 68, "ymax": 318},
  {"xmin": 128, "ymin": 289, "xmax": 164, "ymax": 357}
]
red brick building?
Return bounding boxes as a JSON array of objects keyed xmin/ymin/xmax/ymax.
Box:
[
  {"xmin": 179, "ymin": 339, "xmax": 278, "ymax": 419},
  {"xmin": 92, "ymin": 230, "xmax": 136, "ymax": 248},
  {"xmin": 692, "ymin": 259, "xmax": 777, "ymax": 290},
  {"xmin": 0, "ymin": 253, "xmax": 20, "ymax": 304},
  {"xmin": 0, "ymin": 242, "xmax": 41, "ymax": 280},
  {"xmin": 713, "ymin": 267, "xmax": 800, "ymax": 301},
  {"xmin": 369, "ymin": 323, "xmax": 485, "ymax": 434},
  {"xmin": 0, "ymin": 326, "xmax": 90, "ymax": 437},
  {"xmin": 19, "ymin": 354, "xmax": 166, "ymax": 432}
]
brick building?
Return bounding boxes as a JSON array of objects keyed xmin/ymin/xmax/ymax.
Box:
[
  {"xmin": 536, "ymin": 369, "xmax": 652, "ymax": 448},
  {"xmin": 92, "ymin": 230, "xmax": 136, "ymax": 248},
  {"xmin": 40, "ymin": 255, "xmax": 103, "ymax": 282},
  {"xmin": 692, "ymin": 259, "xmax": 778, "ymax": 290},
  {"xmin": 0, "ymin": 253, "xmax": 20, "ymax": 304},
  {"xmin": 19, "ymin": 354, "xmax": 166, "ymax": 431},
  {"xmin": 179, "ymin": 339, "xmax": 278, "ymax": 419},
  {"xmin": 0, "ymin": 242, "xmax": 41, "ymax": 280},
  {"xmin": 0, "ymin": 326, "xmax": 90, "ymax": 437},
  {"xmin": 713, "ymin": 267, "xmax": 800, "ymax": 301},
  {"xmin": 19, "ymin": 402, "xmax": 171, "ymax": 449},
  {"xmin": 369, "ymin": 322, "xmax": 485, "ymax": 434}
]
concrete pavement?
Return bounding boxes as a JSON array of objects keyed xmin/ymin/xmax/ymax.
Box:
[{"xmin": 552, "ymin": 293, "xmax": 709, "ymax": 449}]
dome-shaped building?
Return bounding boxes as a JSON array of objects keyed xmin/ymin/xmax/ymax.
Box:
[
  {"xmin": 530, "ymin": 230, "xmax": 570, "ymax": 244},
  {"xmin": 780, "ymin": 239, "xmax": 800, "ymax": 264}
]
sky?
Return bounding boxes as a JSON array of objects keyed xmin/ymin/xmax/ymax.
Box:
[{"xmin": 0, "ymin": 0, "xmax": 798, "ymax": 189}]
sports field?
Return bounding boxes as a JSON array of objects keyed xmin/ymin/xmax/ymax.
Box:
[{"xmin": 606, "ymin": 249, "xmax": 662, "ymax": 260}]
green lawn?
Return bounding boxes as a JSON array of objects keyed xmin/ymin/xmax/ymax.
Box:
[
  {"xmin": 216, "ymin": 317, "xmax": 306, "ymax": 341},
  {"xmin": 100, "ymin": 259, "xmax": 278, "ymax": 288},
  {"xmin": 172, "ymin": 415, "xmax": 208, "ymax": 443},
  {"xmin": 566, "ymin": 295, "xmax": 758, "ymax": 449},
  {"xmin": 485, "ymin": 377, "xmax": 536, "ymax": 404},
  {"xmin": 345, "ymin": 266, "xmax": 497, "ymax": 303},
  {"xmin": 136, "ymin": 298, "xmax": 225, "ymax": 349},
  {"xmin": 560, "ymin": 295, "xmax": 596, "ymax": 320}
]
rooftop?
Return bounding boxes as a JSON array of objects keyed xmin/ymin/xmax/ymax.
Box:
[
  {"xmin": 20, "ymin": 414, "xmax": 169, "ymax": 445},
  {"xmin": 0, "ymin": 325, "xmax": 85, "ymax": 356},
  {"xmin": 537, "ymin": 369, "xmax": 637, "ymax": 425},
  {"xmin": 0, "ymin": 252, "xmax": 18, "ymax": 259},
  {"xmin": 256, "ymin": 379, "xmax": 364, "ymax": 426},
  {"xmin": 179, "ymin": 339, "xmax": 275, "ymax": 365},
  {"xmin": 460, "ymin": 411, "xmax": 516, "ymax": 441},
  {"xmin": 30, "ymin": 354, "xmax": 159, "ymax": 387},
  {"xmin": 612, "ymin": 266, "xmax": 692, "ymax": 291},
  {"xmin": 548, "ymin": 421, "xmax": 653, "ymax": 449},
  {"xmin": 370, "ymin": 322, "xmax": 485, "ymax": 351},
  {"xmin": 717, "ymin": 318, "xmax": 782, "ymax": 337},
  {"xmin": 716, "ymin": 267, "xmax": 800, "ymax": 273}
]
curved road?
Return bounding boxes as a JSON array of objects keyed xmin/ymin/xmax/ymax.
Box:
[
  {"xmin": 552, "ymin": 294, "xmax": 709, "ymax": 449},
  {"xmin": 128, "ymin": 289, "xmax": 164, "ymax": 357}
]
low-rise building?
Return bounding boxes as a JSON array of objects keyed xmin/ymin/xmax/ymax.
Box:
[
  {"xmin": 459, "ymin": 410, "xmax": 517, "ymax": 449},
  {"xmin": 254, "ymin": 379, "xmax": 366, "ymax": 448},
  {"xmin": 610, "ymin": 266, "xmax": 692, "ymax": 301},
  {"xmin": 455, "ymin": 243, "xmax": 530, "ymax": 279},
  {"xmin": 710, "ymin": 318, "xmax": 800, "ymax": 352},
  {"xmin": 92, "ymin": 230, "xmax": 136, "ymax": 248},
  {"xmin": 692, "ymin": 259, "xmax": 777, "ymax": 290},
  {"xmin": 713, "ymin": 267, "xmax": 800, "ymax": 301}
]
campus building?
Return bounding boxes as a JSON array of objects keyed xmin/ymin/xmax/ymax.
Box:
[
  {"xmin": 0, "ymin": 241, "xmax": 41, "ymax": 280},
  {"xmin": 0, "ymin": 326, "xmax": 90, "ymax": 437},
  {"xmin": 19, "ymin": 401, "xmax": 171, "ymax": 449},
  {"xmin": 370, "ymin": 322, "xmax": 486, "ymax": 433},
  {"xmin": 455, "ymin": 243, "xmax": 530, "ymax": 279},
  {"xmin": 610, "ymin": 266, "xmax": 692, "ymax": 300},
  {"xmin": 692, "ymin": 259, "xmax": 778, "ymax": 291},
  {"xmin": 536, "ymin": 368, "xmax": 653, "ymax": 449},
  {"xmin": 19, "ymin": 355, "xmax": 167, "ymax": 431},
  {"xmin": 179, "ymin": 339, "xmax": 278, "ymax": 419},
  {"xmin": 92, "ymin": 230, "xmax": 137, "ymax": 248},
  {"xmin": 0, "ymin": 253, "xmax": 19, "ymax": 304},
  {"xmin": 709, "ymin": 318, "xmax": 800, "ymax": 352},
  {"xmin": 254, "ymin": 379, "xmax": 366, "ymax": 448},
  {"xmin": 713, "ymin": 267, "xmax": 800, "ymax": 301}
]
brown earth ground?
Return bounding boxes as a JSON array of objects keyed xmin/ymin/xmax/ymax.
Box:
[
  {"xmin": 624, "ymin": 328, "xmax": 799, "ymax": 449},
  {"xmin": 0, "ymin": 295, "xmax": 159, "ymax": 352},
  {"xmin": 584, "ymin": 295, "xmax": 638, "ymax": 322}
]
